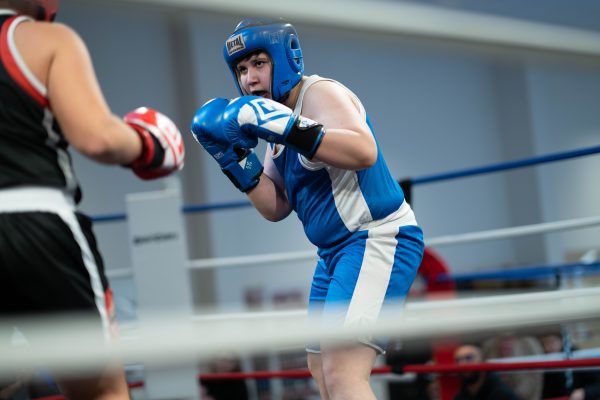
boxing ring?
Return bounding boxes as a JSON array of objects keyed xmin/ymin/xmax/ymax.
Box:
[{"xmin": 2, "ymin": 144, "xmax": 600, "ymax": 400}]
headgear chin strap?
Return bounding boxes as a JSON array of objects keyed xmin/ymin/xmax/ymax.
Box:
[{"xmin": 224, "ymin": 18, "xmax": 304, "ymax": 102}]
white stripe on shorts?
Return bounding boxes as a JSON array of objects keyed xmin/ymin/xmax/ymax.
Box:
[
  {"xmin": 344, "ymin": 224, "xmax": 398, "ymax": 327},
  {"xmin": 0, "ymin": 186, "xmax": 110, "ymax": 339}
]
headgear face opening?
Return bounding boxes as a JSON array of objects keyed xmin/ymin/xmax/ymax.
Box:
[
  {"xmin": 10, "ymin": 0, "xmax": 59, "ymax": 21},
  {"xmin": 224, "ymin": 18, "xmax": 304, "ymax": 102}
]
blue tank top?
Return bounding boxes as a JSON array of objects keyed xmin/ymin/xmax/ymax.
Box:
[{"xmin": 271, "ymin": 76, "xmax": 405, "ymax": 249}]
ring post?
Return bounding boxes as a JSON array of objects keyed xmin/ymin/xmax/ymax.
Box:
[{"xmin": 126, "ymin": 188, "xmax": 200, "ymax": 399}]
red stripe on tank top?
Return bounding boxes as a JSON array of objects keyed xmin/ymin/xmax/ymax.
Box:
[{"xmin": 1, "ymin": 16, "xmax": 49, "ymax": 107}]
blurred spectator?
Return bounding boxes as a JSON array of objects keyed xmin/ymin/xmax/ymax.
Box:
[
  {"xmin": 386, "ymin": 344, "xmax": 436, "ymax": 399},
  {"xmin": 539, "ymin": 331, "xmax": 600, "ymax": 400},
  {"xmin": 0, "ymin": 378, "xmax": 26, "ymax": 400},
  {"xmin": 0, "ymin": 370, "xmax": 60, "ymax": 400},
  {"xmin": 203, "ymin": 355, "xmax": 249, "ymax": 400},
  {"xmin": 200, "ymin": 383, "xmax": 216, "ymax": 400},
  {"xmin": 426, "ymin": 373, "xmax": 442, "ymax": 400},
  {"xmin": 482, "ymin": 332, "xmax": 544, "ymax": 400},
  {"xmin": 453, "ymin": 344, "xmax": 519, "ymax": 400}
]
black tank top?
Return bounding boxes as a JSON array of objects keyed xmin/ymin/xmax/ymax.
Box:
[{"xmin": 0, "ymin": 11, "xmax": 81, "ymax": 202}]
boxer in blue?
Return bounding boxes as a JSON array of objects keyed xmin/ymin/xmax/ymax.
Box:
[{"xmin": 191, "ymin": 18, "xmax": 424, "ymax": 400}]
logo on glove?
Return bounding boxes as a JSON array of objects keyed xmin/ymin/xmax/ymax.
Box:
[
  {"xmin": 249, "ymin": 98, "xmax": 288, "ymax": 119},
  {"xmin": 242, "ymin": 159, "xmax": 254, "ymax": 170}
]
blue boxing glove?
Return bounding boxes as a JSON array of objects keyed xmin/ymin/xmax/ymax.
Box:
[
  {"xmin": 223, "ymin": 96, "xmax": 324, "ymax": 159},
  {"xmin": 191, "ymin": 98, "xmax": 263, "ymax": 192}
]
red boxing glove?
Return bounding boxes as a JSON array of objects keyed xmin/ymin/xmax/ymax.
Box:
[{"xmin": 124, "ymin": 107, "xmax": 185, "ymax": 180}]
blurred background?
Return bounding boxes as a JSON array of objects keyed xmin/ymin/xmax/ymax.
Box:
[
  {"xmin": 37, "ymin": 1, "xmax": 600, "ymax": 399},
  {"xmin": 58, "ymin": 0, "xmax": 600, "ymax": 313}
]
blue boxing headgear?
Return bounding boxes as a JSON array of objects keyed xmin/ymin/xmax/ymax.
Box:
[{"xmin": 224, "ymin": 18, "xmax": 304, "ymax": 102}]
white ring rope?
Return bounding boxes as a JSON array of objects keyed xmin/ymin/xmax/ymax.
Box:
[
  {"xmin": 3, "ymin": 286, "xmax": 600, "ymax": 376},
  {"xmin": 17, "ymin": 212, "xmax": 595, "ymax": 378},
  {"xmin": 192, "ymin": 215, "xmax": 600, "ymax": 269},
  {"xmin": 189, "ymin": 250, "xmax": 317, "ymax": 270},
  {"xmin": 190, "ymin": 284, "xmax": 600, "ymax": 323},
  {"xmin": 105, "ymin": 214, "xmax": 600, "ymax": 279},
  {"xmin": 427, "ymin": 215, "xmax": 600, "ymax": 247},
  {"xmin": 125, "ymin": 0, "xmax": 600, "ymax": 57},
  {"xmin": 189, "ymin": 215, "xmax": 600, "ymax": 270}
]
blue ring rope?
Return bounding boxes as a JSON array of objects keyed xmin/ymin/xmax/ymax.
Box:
[
  {"xmin": 433, "ymin": 260, "xmax": 600, "ymax": 284},
  {"xmin": 412, "ymin": 144, "xmax": 600, "ymax": 185},
  {"xmin": 90, "ymin": 144, "xmax": 600, "ymax": 222}
]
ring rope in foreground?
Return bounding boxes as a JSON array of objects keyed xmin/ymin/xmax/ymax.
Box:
[
  {"xmin": 403, "ymin": 358, "xmax": 600, "ymax": 374},
  {"xmin": 187, "ymin": 284, "xmax": 600, "ymax": 324},
  {"xmin": 27, "ymin": 350, "xmax": 600, "ymax": 398},
  {"xmin": 120, "ymin": 346, "xmax": 600, "ymax": 383},
  {"xmin": 28, "ymin": 359, "xmax": 591, "ymax": 400},
  {"xmin": 3, "ymin": 286, "xmax": 600, "ymax": 376},
  {"xmin": 193, "ymin": 357, "xmax": 600, "ymax": 381},
  {"xmin": 185, "ymin": 357, "xmax": 600, "ymax": 382}
]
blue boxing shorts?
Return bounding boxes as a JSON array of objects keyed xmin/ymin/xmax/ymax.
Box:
[{"xmin": 306, "ymin": 223, "xmax": 424, "ymax": 355}]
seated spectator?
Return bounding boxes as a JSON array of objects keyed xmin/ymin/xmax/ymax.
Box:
[
  {"xmin": 482, "ymin": 332, "xmax": 544, "ymax": 400},
  {"xmin": 539, "ymin": 331, "xmax": 600, "ymax": 400},
  {"xmin": 454, "ymin": 345, "xmax": 519, "ymax": 400},
  {"xmin": 453, "ymin": 344, "xmax": 519, "ymax": 400}
]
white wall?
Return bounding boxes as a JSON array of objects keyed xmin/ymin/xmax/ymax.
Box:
[
  {"xmin": 527, "ymin": 61, "xmax": 600, "ymax": 263},
  {"xmin": 60, "ymin": 1, "xmax": 180, "ymax": 270}
]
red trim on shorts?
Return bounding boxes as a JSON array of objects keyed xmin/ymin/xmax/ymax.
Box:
[
  {"xmin": 105, "ymin": 287, "xmax": 115, "ymax": 316},
  {"xmin": 105, "ymin": 287, "xmax": 121, "ymax": 339},
  {"xmin": 0, "ymin": 16, "xmax": 48, "ymax": 107}
]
